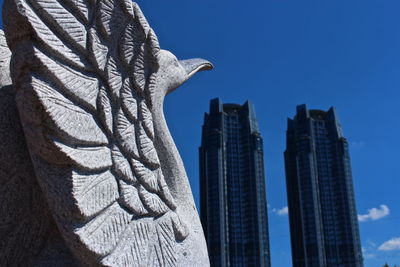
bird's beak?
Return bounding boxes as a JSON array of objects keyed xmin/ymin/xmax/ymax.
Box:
[{"xmin": 179, "ymin": 58, "xmax": 213, "ymax": 81}]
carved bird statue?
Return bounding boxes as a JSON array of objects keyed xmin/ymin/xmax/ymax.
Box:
[{"xmin": 0, "ymin": 0, "xmax": 212, "ymax": 266}]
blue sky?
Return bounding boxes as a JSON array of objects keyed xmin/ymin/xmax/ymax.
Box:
[
  {"xmin": 2, "ymin": 0, "xmax": 399, "ymax": 266},
  {"xmin": 134, "ymin": 1, "xmax": 400, "ymax": 266}
]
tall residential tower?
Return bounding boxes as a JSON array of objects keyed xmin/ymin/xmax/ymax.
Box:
[
  {"xmin": 199, "ymin": 98, "xmax": 271, "ymax": 267},
  {"xmin": 284, "ymin": 104, "xmax": 363, "ymax": 267}
]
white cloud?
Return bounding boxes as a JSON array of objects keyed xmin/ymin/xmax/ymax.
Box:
[
  {"xmin": 378, "ymin": 238, "xmax": 400, "ymax": 251},
  {"xmin": 362, "ymin": 242, "xmax": 378, "ymax": 259},
  {"xmin": 273, "ymin": 206, "xmax": 288, "ymax": 216},
  {"xmin": 358, "ymin": 205, "xmax": 390, "ymax": 222},
  {"xmin": 362, "ymin": 247, "xmax": 376, "ymax": 259}
]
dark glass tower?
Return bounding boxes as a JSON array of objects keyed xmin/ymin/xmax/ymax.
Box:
[
  {"xmin": 284, "ymin": 104, "xmax": 363, "ymax": 267},
  {"xmin": 199, "ymin": 98, "xmax": 271, "ymax": 267}
]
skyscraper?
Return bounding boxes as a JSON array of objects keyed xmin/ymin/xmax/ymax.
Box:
[
  {"xmin": 199, "ymin": 98, "xmax": 271, "ymax": 267},
  {"xmin": 284, "ymin": 104, "xmax": 363, "ymax": 267}
]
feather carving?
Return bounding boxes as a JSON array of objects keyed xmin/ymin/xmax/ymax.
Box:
[
  {"xmin": 4, "ymin": 0, "xmax": 212, "ymax": 265},
  {"xmin": 121, "ymin": 78, "xmax": 138, "ymax": 121}
]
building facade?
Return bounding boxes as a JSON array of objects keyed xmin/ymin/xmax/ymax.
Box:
[
  {"xmin": 284, "ymin": 104, "xmax": 363, "ymax": 267},
  {"xmin": 199, "ymin": 98, "xmax": 271, "ymax": 267}
]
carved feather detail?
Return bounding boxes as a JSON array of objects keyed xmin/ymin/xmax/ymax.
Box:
[
  {"xmin": 121, "ymin": 78, "xmax": 138, "ymax": 121},
  {"xmin": 98, "ymin": 86, "xmax": 114, "ymax": 135},
  {"xmin": 32, "ymin": 76, "xmax": 108, "ymax": 146},
  {"xmin": 112, "ymin": 146, "xmax": 137, "ymax": 184},
  {"xmin": 132, "ymin": 44, "xmax": 147, "ymax": 93},
  {"xmin": 131, "ymin": 158, "xmax": 159, "ymax": 192},
  {"xmin": 6, "ymin": 0, "xmax": 189, "ymax": 266},
  {"xmin": 60, "ymin": 0, "xmax": 90, "ymax": 24},
  {"xmin": 116, "ymin": 108, "xmax": 140, "ymax": 158},
  {"xmin": 35, "ymin": 49, "xmax": 99, "ymax": 111},
  {"xmin": 89, "ymin": 28, "xmax": 109, "ymax": 71},
  {"xmin": 140, "ymin": 100, "xmax": 155, "ymax": 140},
  {"xmin": 29, "ymin": 0, "xmax": 87, "ymax": 51},
  {"xmin": 137, "ymin": 123, "xmax": 160, "ymax": 167},
  {"xmin": 75, "ymin": 202, "xmax": 131, "ymax": 257},
  {"xmin": 119, "ymin": 179, "xmax": 148, "ymax": 215},
  {"xmin": 106, "ymin": 56, "xmax": 123, "ymax": 100},
  {"xmin": 72, "ymin": 170, "xmax": 119, "ymax": 218},
  {"xmin": 54, "ymin": 141, "xmax": 112, "ymax": 171},
  {"xmin": 138, "ymin": 185, "xmax": 169, "ymax": 216}
]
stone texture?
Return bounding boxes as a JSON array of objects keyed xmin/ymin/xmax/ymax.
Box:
[{"xmin": 0, "ymin": 0, "xmax": 212, "ymax": 266}]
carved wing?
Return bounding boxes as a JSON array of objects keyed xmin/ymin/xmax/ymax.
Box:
[{"xmin": 4, "ymin": 0, "xmax": 188, "ymax": 265}]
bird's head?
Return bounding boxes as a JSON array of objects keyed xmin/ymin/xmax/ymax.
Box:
[{"xmin": 154, "ymin": 49, "xmax": 213, "ymax": 97}]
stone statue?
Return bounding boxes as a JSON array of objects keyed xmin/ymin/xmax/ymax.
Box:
[{"xmin": 0, "ymin": 0, "xmax": 212, "ymax": 266}]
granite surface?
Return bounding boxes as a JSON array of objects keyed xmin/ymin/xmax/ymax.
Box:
[{"xmin": 0, "ymin": 0, "xmax": 212, "ymax": 265}]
